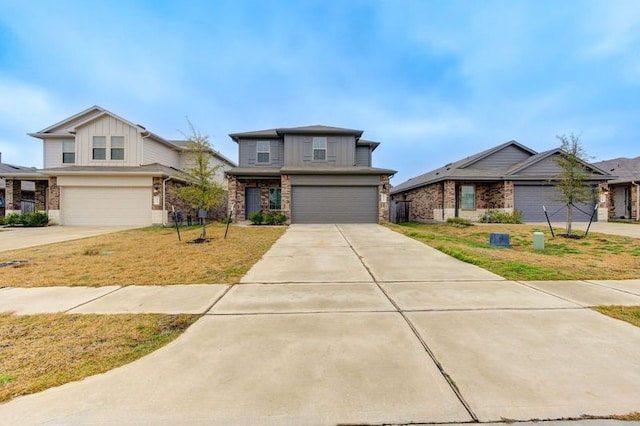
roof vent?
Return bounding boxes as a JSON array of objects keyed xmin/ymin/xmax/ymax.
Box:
[
  {"xmin": 137, "ymin": 124, "xmax": 146, "ymax": 130},
  {"xmin": 444, "ymin": 162, "xmax": 452, "ymax": 167}
]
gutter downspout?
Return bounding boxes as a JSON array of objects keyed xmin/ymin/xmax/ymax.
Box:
[{"xmin": 633, "ymin": 181, "xmax": 640, "ymax": 221}]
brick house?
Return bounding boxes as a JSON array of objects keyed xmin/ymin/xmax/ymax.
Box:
[
  {"xmin": 0, "ymin": 106, "xmax": 235, "ymax": 226},
  {"xmin": 225, "ymin": 125, "xmax": 396, "ymax": 223},
  {"xmin": 390, "ymin": 141, "xmax": 613, "ymax": 223},
  {"xmin": 593, "ymin": 157, "xmax": 640, "ymax": 221}
]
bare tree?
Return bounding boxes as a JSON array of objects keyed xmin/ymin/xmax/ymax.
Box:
[
  {"xmin": 553, "ymin": 134, "xmax": 595, "ymax": 236},
  {"xmin": 174, "ymin": 121, "xmax": 225, "ymax": 241}
]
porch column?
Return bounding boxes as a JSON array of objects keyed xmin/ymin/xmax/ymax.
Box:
[
  {"xmin": 281, "ymin": 174, "xmax": 291, "ymax": 223},
  {"xmin": 503, "ymin": 181, "xmax": 514, "ymax": 210},
  {"xmin": 47, "ymin": 177, "xmax": 60, "ymax": 224},
  {"xmin": 5, "ymin": 179, "xmax": 22, "ymax": 215},
  {"xmin": 35, "ymin": 181, "xmax": 47, "ymax": 211},
  {"xmin": 443, "ymin": 180, "xmax": 456, "ymax": 220},
  {"xmin": 378, "ymin": 175, "xmax": 390, "ymax": 222},
  {"xmin": 598, "ymin": 180, "xmax": 610, "ymax": 222}
]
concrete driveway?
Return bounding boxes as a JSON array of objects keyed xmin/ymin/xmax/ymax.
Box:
[
  {"xmin": 2, "ymin": 224, "xmax": 640, "ymax": 425},
  {"xmin": 0, "ymin": 226, "xmax": 138, "ymax": 252}
]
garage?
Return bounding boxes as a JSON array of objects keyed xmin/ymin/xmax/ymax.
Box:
[
  {"xmin": 514, "ymin": 185, "xmax": 597, "ymax": 223},
  {"xmin": 291, "ymin": 186, "xmax": 378, "ymax": 223},
  {"xmin": 57, "ymin": 175, "xmax": 153, "ymax": 226}
]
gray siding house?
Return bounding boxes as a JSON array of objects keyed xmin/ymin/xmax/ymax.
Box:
[
  {"xmin": 593, "ymin": 157, "xmax": 640, "ymax": 221},
  {"xmin": 390, "ymin": 141, "xmax": 613, "ymax": 223},
  {"xmin": 226, "ymin": 125, "xmax": 396, "ymax": 223}
]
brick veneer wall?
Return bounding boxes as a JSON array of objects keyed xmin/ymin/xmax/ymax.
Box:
[
  {"xmin": 228, "ymin": 177, "xmax": 284, "ymax": 222},
  {"xmin": 48, "ymin": 177, "xmax": 59, "ymax": 209},
  {"xmin": 379, "ymin": 175, "xmax": 391, "ymax": 222}
]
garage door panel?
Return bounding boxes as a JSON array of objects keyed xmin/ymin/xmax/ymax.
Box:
[
  {"xmin": 61, "ymin": 187, "xmax": 151, "ymax": 226},
  {"xmin": 292, "ymin": 186, "xmax": 378, "ymax": 224},
  {"xmin": 514, "ymin": 185, "xmax": 596, "ymax": 223}
]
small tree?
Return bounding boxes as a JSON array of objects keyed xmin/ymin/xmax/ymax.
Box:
[
  {"xmin": 553, "ymin": 134, "xmax": 595, "ymax": 236},
  {"xmin": 174, "ymin": 121, "xmax": 225, "ymax": 241}
]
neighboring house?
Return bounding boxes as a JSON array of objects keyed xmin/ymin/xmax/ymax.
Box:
[
  {"xmin": 0, "ymin": 106, "xmax": 236, "ymax": 226},
  {"xmin": 390, "ymin": 141, "xmax": 613, "ymax": 223},
  {"xmin": 0, "ymin": 154, "xmax": 38, "ymax": 216},
  {"xmin": 226, "ymin": 125, "xmax": 396, "ymax": 223},
  {"xmin": 592, "ymin": 157, "xmax": 640, "ymax": 221}
]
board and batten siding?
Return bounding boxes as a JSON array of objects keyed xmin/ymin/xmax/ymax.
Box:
[
  {"xmin": 75, "ymin": 115, "xmax": 142, "ymax": 166},
  {"xmin": 143, "ymin": 138, "xmax": 181, "ymax": 168},
  {"xmin": 465, "ymin": 145, "xmax": 532, "ymax": 170},
  {"xmin": 284, "ymin": 135, "xmax": 356, "ymax": 167},
  {"xmin": 238, "ymin": 139, "xmax": 284, "ymax": 167},
  {"xmin": 355, "ymin": 146, "xmax": 371, "ymax": 167}
]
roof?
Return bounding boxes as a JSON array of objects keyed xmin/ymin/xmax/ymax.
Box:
[
  {"xmin": 391, "ymin": 141, "xmax": 613, "ymax": 194},
  {"xmin": 225, "ymin": 166, "xmax": 396, "ymax": 177},
  {"xmin": 229, "ymin": 125, "xmax": 364, "ymax": 142},
  {"xmin": 38, "ymin": 164, "xmax": 190, "ymax": 180},
  {"xmin": 28, "ymin": 105, "xmax": 181, "ymax": 152},
  {"xmin": 0, "ymin": 162, "xmax": 44, "ymax": 180},
  {"xmin": 168, "ymin": 140, "xmax": 237, "ymax": 167},
  {"xmin": 592, "ymin": 157, "xmax": 640, "ymax": 184}
]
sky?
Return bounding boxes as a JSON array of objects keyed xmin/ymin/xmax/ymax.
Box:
[{"xmin": 0, "ymin": 0, "xmax": 638, "ymax": 185}]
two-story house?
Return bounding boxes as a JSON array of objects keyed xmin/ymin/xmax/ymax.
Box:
[
  {"xmin": 0, "ymin": 106, "xmax": 235, "ymax": 226},
  {"xmin": 225, "ymin": 125, "xmax": 396, "ymax": 223}
]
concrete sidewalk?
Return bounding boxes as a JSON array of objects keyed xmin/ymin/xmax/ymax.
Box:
[
  {"xmin": 0, "ymin": 226, "xmax": 137, "ymax": 252},
  {"xmin": 1, "ymin": 224, "xmax": 640, "ymax": 425}
]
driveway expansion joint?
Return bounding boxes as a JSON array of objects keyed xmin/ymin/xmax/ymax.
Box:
[
  {"xmin": 336, "ymin": 224, "xmax": 480, "ymax": 423},
  {"xmin": 63, "ymin": 285, "xmax": 124, "ymax": 313}
]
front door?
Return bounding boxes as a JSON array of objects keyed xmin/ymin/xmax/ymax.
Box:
[
  {"xmin": 245, "ymin": 187, "xmax": 261, "ymax": 218},
  {"xmin": 614, "ymin": 186, "xmax": 630, "ymax": 219}
]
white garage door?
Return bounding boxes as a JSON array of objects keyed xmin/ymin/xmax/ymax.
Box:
[
  {"xmin": 291, "ymin": 186, "xmax": 378, "ymax": 224},
  {"xmin": 61, "ymin": 187, "xmax": 151, "ymax": 226}
]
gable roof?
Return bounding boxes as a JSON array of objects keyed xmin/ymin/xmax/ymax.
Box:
[
  {"xmin": 28, "ymin": 106, "xmax": 180, "ymax": 152},
  {"xmin": 0, "ymin": 162, "xmax": 44, "ymax": 180},
  {"xmin": 592, "ymin": 157, "xmax": 640, "ymax": 184},
  {"xmin": 229, "ymin": 125, "xmax": 364, "ymax": 142},
  {"xmin": 168, "ymin": 140, "xmax": 237, "ymax": 167},
  {"xmin": 391, "ymin": 141, "xmax": 613, "ymax": 194}
]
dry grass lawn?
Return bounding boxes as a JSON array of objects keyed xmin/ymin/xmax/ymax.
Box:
[
  {"xmin": 0, "ymin": 224, "xmax": 285, "ymax": 287},
  {"xmin": 0, "ymin": 313, "xmax": 200, "ymax": 403},
  {"xmin": 388, "ymin": 222, "xmax": 640, "ymax": 280}
]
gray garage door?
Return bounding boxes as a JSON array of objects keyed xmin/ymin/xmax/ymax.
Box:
[
  {"xmin": 514, "ymin": 185, "xmax": 596, "ymax": 222},
  {"xmin": 291, "ymin": 186, "xmax": 378, "ymax": 223}
]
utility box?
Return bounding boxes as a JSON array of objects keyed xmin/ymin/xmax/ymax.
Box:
[
  {"xmin": 533, "ymin": 232, "xmax": 544, "ymax": 250},
  {"xmin": 489, "ymin": 233, "xmax": 511, "ymax": 248}
]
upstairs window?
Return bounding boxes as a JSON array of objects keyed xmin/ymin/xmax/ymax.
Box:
[
  {"xmin": 461, "ymin": 185, "xmax": 476, "ymax": 210},
  {"xmin": 269, "ymin": 187, "xmax": 281, "ymax": 210},
  {"xmin": 256, "ymin": 141, "xmax": 270, "ymax": 164},
  {"xmin": 313, "ymin": 137, "xmax": 327, "ymax": 161},
  {"xmin": 92, "ymin": 136, "xmax": 106, "ymax": 160},
  {"xmin": 62, "ymin": 140, "xmax": 75, "ymax": 164},
  {"xmin": 110, "ymin": 136, "xmax": 125, "ymax": 160}
]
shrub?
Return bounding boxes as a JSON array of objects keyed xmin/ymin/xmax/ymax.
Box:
[
  {"xmin": 446, "ymin": 217, "xmax": 473, "ymax": 228},
  {"xmin": 274, "ymin": 213, "xmax": 287, "ymax": 225},
  {"xmin": 21, "ymin": 212, "xmax": 50, "ymax": 227},
  {"xmin": 263, "ymin": 212, "xmax": 276, "ymax": 225},
  {"xmin": 3, "ymin": 213, "xmax": 22, "ymax": 226},
  {"xmin": 248, "ymin": 211, "xmax": 264, "ymax": 225},
  {"xmin": 478, "ymin": 209, "xmax": 523, "ymax": 224}
]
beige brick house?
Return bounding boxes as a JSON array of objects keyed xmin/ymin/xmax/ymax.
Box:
[{"xmin": 390, "ymin": 141, "xmax": 613, "ymax": 223}]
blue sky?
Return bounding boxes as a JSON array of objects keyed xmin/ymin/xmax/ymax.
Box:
[{"xmin": 0, "ymin": 0, "xmax": 638, "ymax": 184}]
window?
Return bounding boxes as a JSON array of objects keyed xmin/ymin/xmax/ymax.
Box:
[
  {"xmin": 313, "ymin": 137, "xmax": 327, "ymax": 161},
  {"xmin": 110, "ymin": 136, "xmax": 125, "ymax": 160},
  {"xmin": 62, "ymin": 140, "xmax": 75, "ymax": 164},
  {"xmin": 92, "ymin": 136, "xmax": 106, "ymax": 160},
  {"xmin": 461, "ymin": 185, "xmax": 475, "ymax": 210},
  {"xmin": 92, "ymin": 136, "xmax": 125, "ymax": 160},
  {"xmin": 256, "ymin": 141, "xmax": 270, "ymax": 164},
  {"xmin": 269, "ymin": 187, "xmax": 281, "ymax": 210}
]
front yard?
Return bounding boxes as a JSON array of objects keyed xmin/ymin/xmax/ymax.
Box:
[
  {"xmin": 0, "ymin": 224, "xmax": 285, "ymax": 287},
  {"xmin": 388, "ymin": 222, "xmax": 640, "ymax": 280}
]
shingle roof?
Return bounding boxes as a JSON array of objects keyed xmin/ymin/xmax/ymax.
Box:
[
  {"xmin": 38, "ymin": 164, "xmax": 190, "ymax": 180},
  {"xmin": 391, "ymin": 141, "xmax": 612, "ymax": 194},
  {"xmin": 592, "ymin": 157, "xmax": 640, "ymax": 184},
  {"xmin": 229, "ymin": 125, "xmax": 364, "ymax": 142}
]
